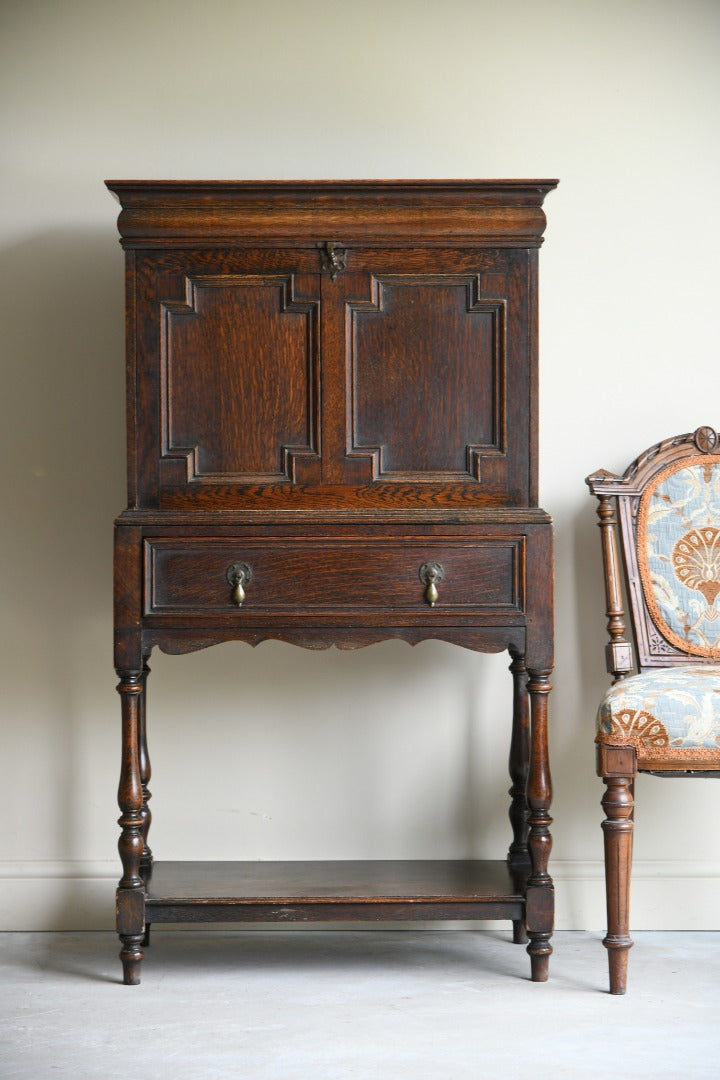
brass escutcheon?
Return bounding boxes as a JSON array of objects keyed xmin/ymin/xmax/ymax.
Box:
[{"xmin": 317, "ymin": 241, "xmax": 347, "ymax": 280}]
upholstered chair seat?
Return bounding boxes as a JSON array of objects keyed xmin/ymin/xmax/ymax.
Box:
[{"xmin": 597, "ymin": 666, "xmax": 720, "ymax": 765}]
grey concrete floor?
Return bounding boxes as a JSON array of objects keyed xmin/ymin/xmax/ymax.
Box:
[{"xmin": 2, "ymin": 930, "xmax": 719, "ymax": 1079}]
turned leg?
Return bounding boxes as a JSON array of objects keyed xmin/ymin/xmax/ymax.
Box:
[
  {"xmin": 598, "ymin": 745, "xmax": 635, "ymax": 994},
  {"xmin": 138, "ymin": 660, "xmax": 153, "ymax": 876},
  {"xmin": 138, "ymin": 661, "xmax": 152, "ymax": 946},
  {"xmin": 507, "ymin": 652, "xmax": 531, "ymax": 944},
  {"xmin": 116, "ymin": 670, "xmax": 146, "ymax": 985},
  {"xmin": 525, "ymin": 669, "xmax": 554, "ymax": 982}
]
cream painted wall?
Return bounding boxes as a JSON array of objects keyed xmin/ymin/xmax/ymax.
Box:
[{"xmin": 2, "ymin": 0, "xmax": 720, "ymax": 932}]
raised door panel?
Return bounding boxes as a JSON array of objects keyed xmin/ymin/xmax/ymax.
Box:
[
  {"xmin": 164, "ymin": 277, "xmax": 315, "ymax": 480},
  {"xmin": 351, "ymin": 275, "xmax": 502, "ymax": 479},
  {"xmin": 132, "ymin": 250, "xmax": 322, "ymax": 508},
  {"xmin": 335, "ymin": 249, "xmax": 532, "ymax": 506},
  {"xmin": 130, "ymin": 245, "xmax": 534, "ymax": 510}
]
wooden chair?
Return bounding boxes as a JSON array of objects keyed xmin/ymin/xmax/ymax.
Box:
[{"xmin": 586, "ymin": 426, "xmax": 720, "ymax": 994}]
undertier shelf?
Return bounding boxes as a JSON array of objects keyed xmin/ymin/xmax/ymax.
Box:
[{"xmin": 143, "ymin": 860, "xmax": 529, "ymax": 924}]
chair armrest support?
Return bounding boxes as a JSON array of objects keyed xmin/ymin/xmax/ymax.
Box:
[{"xmin": 586, "ymin": 475, "xmax": 634, "ymax": 681}]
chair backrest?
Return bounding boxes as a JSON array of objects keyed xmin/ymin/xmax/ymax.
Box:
[{"xmin": 587, "ymin": 426, "xmax": 720, "ymax": 676}]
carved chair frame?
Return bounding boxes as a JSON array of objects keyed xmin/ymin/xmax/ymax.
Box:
[{"xmin": 586, "ymin": 425, "xmax": 720, "ymax": 993}]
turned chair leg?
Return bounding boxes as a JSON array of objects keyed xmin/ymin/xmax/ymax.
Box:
[{"xmin": 599, "ymin": 758, "xmax": 635, "ymax": 995}]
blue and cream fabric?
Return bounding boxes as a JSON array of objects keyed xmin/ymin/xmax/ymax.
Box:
[
  {"xmin": 596, "ymin": 666, "xmax": 720, "ymax": 762},
  {"xmin": 638, "ymin": 459, "xmax": 720, "ymax": 658}
]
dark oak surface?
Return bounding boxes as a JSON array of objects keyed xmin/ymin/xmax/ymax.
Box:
[
  {"xmin": 107, "ymin": 179, "xmax": 557, "ymax": 247},
  {"xmin": 110, "ymin": 179, "xmax": 556, "ymax": 985},
  {"xmin": 145, "ymin": 860, "xmax": 526, "ymax": 903},
  {"xmin": 145, "ymin": 537, "xmax": 523, "ymax": 614},
  {"xmin": 125, "ymin": 246, "xmax": 535, "ymax": 509},
  {"xmin": 143, "ymin": 862, "xmax": 528, "ymax": 927}
]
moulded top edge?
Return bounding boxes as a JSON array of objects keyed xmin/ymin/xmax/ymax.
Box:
[
  {"xmin": 105, "ymin": 178, "xmax": 559, "ymax": 208},
  {"xmin": 115, "ymin": 507, "xmax": 554, "ymax": 526}
]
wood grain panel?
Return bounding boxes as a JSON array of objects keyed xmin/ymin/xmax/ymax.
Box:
[
  {"xmin": 144, "ymin": 860, "xmax": 526, "ymax": 902},
  {"xmin": 145, "ymin": 536, "xmax": 524, "ymax": 615},
  {"xmin": 160, "ymin": 274, "xmax": 320, "ymax": 483},
  {"xmin": 349, "ymin": 275, "xmax": 504, "ymax": 481}
]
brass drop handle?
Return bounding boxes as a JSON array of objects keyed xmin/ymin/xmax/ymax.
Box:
[
  {"xmin": 226, "ymin": 562, "xmax": 253, "ymax": 607},
  {"xmin": 419, "ymin": 562, "xmax": 444, "ymax": 608}
]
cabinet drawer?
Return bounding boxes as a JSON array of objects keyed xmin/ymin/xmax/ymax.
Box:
[{"xmin": 144, "ymin": 538, "xmax": 525, "ymax": 616}]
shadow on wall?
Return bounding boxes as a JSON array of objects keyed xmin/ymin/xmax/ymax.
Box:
[
  {"xmin": 572, "ymin": 495, "xmax": 610, "ymax": 747},
  {"xmin": 145, "ymin": 635, "xmax": 515, "ymax": 861},
  {"xmin": 0, "ymin": 229, "xmax": 125, "ymax": 905},
  {"xmin": 557, "ymin": 497, "xmax": 611, "ymax": 857},
  {"xmin": 0, "ymin": 227, "xmax": 126, "ymax": 637}
]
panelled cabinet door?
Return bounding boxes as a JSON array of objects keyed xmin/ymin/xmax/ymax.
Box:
[
  {"xmin": 133, "ymin": 245, "xmax": 533, "ymax": 511},
  {"xmin": 134, "ymin": 249, "xmax": 323, "ymax": 508},
  {"xmin": 325, "ymin": 247, "xmax": 531, "ymax": 505}
]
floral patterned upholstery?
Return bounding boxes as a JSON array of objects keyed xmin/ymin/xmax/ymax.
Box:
[
  {"xmin": 597, "ymin": 454, "xmax": 720, "ymax": 763},
  {"xmin": 596, "ymin": 665, "xmax": 720, "ymax": 764},
  {"xmin": 638, "ymin": 459, "xmax": 720, "ymax": 658}
]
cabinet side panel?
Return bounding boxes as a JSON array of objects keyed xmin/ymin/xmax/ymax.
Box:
[{"xmin": 124, "ymin": 251, "xmax": 138, "ymax": 508}]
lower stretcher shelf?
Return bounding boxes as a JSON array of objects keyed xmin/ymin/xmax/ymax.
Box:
[{"xmin": 143, "ymin": 860, "xmax": 529, "ymax": 924}]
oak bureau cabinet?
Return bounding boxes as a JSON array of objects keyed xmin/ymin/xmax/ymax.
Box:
[{"xmin": 108, "ymin": 180, "xmax": 557, "ymax": 985}]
